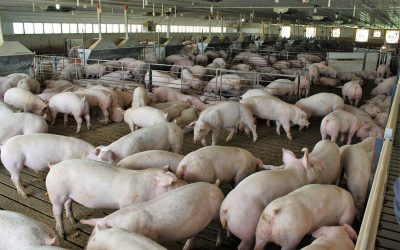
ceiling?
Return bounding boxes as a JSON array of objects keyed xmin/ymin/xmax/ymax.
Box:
[{"xmin": 0, "ymin": 0, "xmax": 399, "ymax": 28}]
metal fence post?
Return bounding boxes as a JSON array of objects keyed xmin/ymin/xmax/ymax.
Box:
[{"xmin": 148, "ymin": 64, "xmax": 153, "ymax": 92}]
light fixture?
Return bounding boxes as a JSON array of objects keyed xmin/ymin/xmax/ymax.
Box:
[
  {"xmin": 353, "ymin": 5, "xmax": 356, "ymax": 17},
  {"xmin": 32, "ymin": 2, "xmax": 35, "ymax": 12},
  {"xmin": 275, "ymin": 0, "xmax": 279, "ymax": 3},
  {"xmin": 313, "ymin": 5, "xmax": 317, "ymax": 14},
  {"xmin": 210, "ymin": 5, "xmax": 213, "ymax": 15},
  {"xmin": 241, "ymin": 18, "xmax": 245, "ymax": 22},
  {"xmin": 76, "ymin": 0, "xmax": 79, "ymax": 7},
  {"xmin": 328, "ymin": 0, "xmax": 331, "ymax": 7},
  {"xmin": 335, "ymin": 12, "xmax": 339, "ymax": 19},
  {"xmin": 55, "ymin": 3, "xmax": 60, "ymax": 10}
]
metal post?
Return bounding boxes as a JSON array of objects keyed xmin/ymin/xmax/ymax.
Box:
[
  {"xmin": 221, "ymin": 15, "xmax": 224, "ymax": 37},
  {"xmin": 0, "ymin": 15, "xmax": 4, "ymax": 47},
  {"xmin": 167, "ymin": 15, "xmax": 171, "ymax": 39},
  {"xmin": 296, "ymin": 76, "xmax": 301, "ymax": 100},
  {"xmin": 362, "ymin": 51, "xmax": 368, "ymax": 71},
  {"xmin": 148, "ymin": 64, "xmax": 152, "ymax": 91},
  {"xmin": 208, "ymin": 14, "xmax": 212, "ymax": 37},
  {"xmin": 97, "ymin": 3, "xmax": 102, "ymax": 40},
  {"xmin": 124, "ymin": 5, "xmax": 129, "ymax": 40}
]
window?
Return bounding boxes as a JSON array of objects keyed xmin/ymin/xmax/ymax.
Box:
[
  {"xmin": 62, "ymin": 23, "xmax": 70, "ymax": 34},
  {"xmin": 355, "ymin": 29, "xmax": 369, "ymax": 42},
  {"xmin": 24, "ymin": 23, "xmax": 34, "ymax": 34},
  {"xmin": 93, "ymin": 24, "xmax": 99, "ymax": 33},
  {"xmin": 280, "ymin": 26, "xmax": 291, "ymax": 38},
  {"xmin": 305, "ymin": 26, "xmax": 316, "ymax": 38},
  {"xmin": 85, "ymin": 24, "xmax": 93, "ymax": 33},
  {"xmin": 162, "ymin": 25, "xmax": 167, "ymax": 32},
  {"xmin": 131, "ymin": 24, "xmax": 142, "ymax": 33},
  {"xmin": 385, "ymin": 30, "xmax": 399, "ymax": 44},
  {"xmin": 78, "ymin": 24, "xmax": 85, "ymax": 33},
  {"xmin": 107, "ymin": 24, "xmax": 113, "ymax": 33},
  {"xmin": 70, "ymin": 23, "xmax": 78, "ymax": 33},
  {"xmin": 34, "ymin": 23, "xmax": 44, "ymax": 34},
  {"xmin": 373, "ymin": 30, "xmax": 381, "ymax": 38},
  {"xmin": 332, "ymin": 28, "xmax": 340, "ymax": 38},
  {"xmin": 53, "ymin": 23, "xmax": 62, "ymax": 34},
  {"xmin": 44, "ymin": 23, "xmax": 53, "ymax": 34},
  {"xmin": 101, "ymin": 24, "xmax": 107, "ymax": 33},
  {"xmin": 120, "ymin": 24, "xmax": 125, "ymax": 33},
  {"xmin": 112, "ymin": 24, "xmax": 119, "ymax": 33},
  {"xmin": 13, "ymin": 23, "xmax": 24, "ymax": 34}
]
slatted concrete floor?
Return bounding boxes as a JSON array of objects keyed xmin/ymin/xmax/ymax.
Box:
[{"xmin": 376, "ymin": 122, "xmax": 400, "ymax": 250}]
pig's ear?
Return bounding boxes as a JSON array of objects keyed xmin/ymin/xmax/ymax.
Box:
[
  {"xmin": 343, "ymin": 224, "xmax": 358, "ymax": 241},
  {"xmin": 282, "ymin": 148, "xmax": 297, "ymax": 165},
  {"xmin": 311, "ymin": 226, "xmax": 328, "ymax": 238},
  {"xmin": 155, "ymin": 172, "xmax": 176, "ymax": 187},
  {"xmin": 187, "ymin": 121, "xmax": 196, "ymax": 128},
  {"xmin": 80, "ymin": 218, "xmax": 100, "ymax": 226},
  {"xmin": 301, "ymin": 148, "xmax": 310, "ymax": 168}
]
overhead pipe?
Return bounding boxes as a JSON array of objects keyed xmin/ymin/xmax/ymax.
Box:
[
  {"xmin": 123, "ymin": 5, "xmax": 129, "ymax": 39},
  {"xmin": 221, "ymin": 15, "xmax": 224, "ymax": 36},
  {"xmin": 208, "ymin": 14, "xmax": 212, "ymax": 37},
  {"xmin": 96, "ymin": 2, "xmax": 102, "ymax": 40},
  {"xmin": 0, "ymin": 15, "xmax": 3, "ymax": 47}
]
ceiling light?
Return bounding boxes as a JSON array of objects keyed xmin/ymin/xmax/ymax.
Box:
[
  {"xmin": 76, "ymin": 0, "xmax": 79, "ymax": 7},
  {"xmin": 241, "ymin": 18, "xmax": 245, "ymax": 22},
  {"xmin": 335, "ymin": 12, "xmax": 339, "ymax": 18},
  {"xmin": 314, "ymin": 5, "xmax": 317, "ymax": 14},
  {"xmin": 328, "ymin": 0, "xmax": 331, "ymax": 7},
  {"xmin": 275, "ymin": 0, "xmax": 279, "ymax": 3},
  {"xmin": 55, "ymin": 3, "xmax": 60, "ymax": 10}
]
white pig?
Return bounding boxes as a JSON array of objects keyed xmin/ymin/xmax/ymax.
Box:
[
  {"xmin": 49, "ymin": 92, "xmax": 91, "ymax": 133},
  {"xmin": 117, "ymin": 150, "xmax": 184, "ymax": 173},
  {"xmin": 374, "ymin": 112, "xmax": 389, "ymax": 127},
  {"xmin": 0, "ymin": 100, "xmax": 15, "ymax": 115},
  {"xmin": 255, "ymin": 184, "xmax": 355, "ymax": 250},
  {"xmin": 242, "ymin": 96, "xmax": 309, "ymax": 140},
  {"xmin": 0, "ymin": 133, "xmax": 95, "ymax": 197},
  {"xmin": 81, "ymin": 182, "xmax": 224, "ymax": 250},
  {"xmin": 241, "ymin": 89, "xmax": 274, "ymax": 99},
  {"xmin": 370, "ymin": 76, "xmax": 397, "ymax": 96},
  {"xmin": 359, "ymin": 103, "xmax": 382, "ymax": 118},
  {"xmin": 123, "ymin": 106, "xmax": 168, "ymax": 131},
  {"xmin": 74, "ymin": 88, "xmax": 112, "ymax": 124},
  {"xmin": 301, "ymin": 225, "xmax": 357, "ymax": 250},
  {"xmin": 3, "ymin": 88, "xmax": 50, "ymax": 117},
  {"xmin": 88, "ymin": 123, "xmax": 183, "ymax": 163},
  {"xmin": 265, "ymin": 79, "xmax": 297, "ymax": 97},
  {"xmin": 46, "ymin": 159, "xmax": 185, "ymax": 237},
  {"xmin": 17, "ymin": 76, "xmax": 41, "ymax": 93},
  {"xmin": 188, "ymin": 102, "xmax": 257, "ymax": 146},
  {"xmin": 220, "ymin": 148, "xmax": 323, "ymax": 250},
  {"xmin": 132, "ymin": 86, "xmax": 150, "ymax": 108},
  {"xmin": 295, "ymin": 93, "xmax": 344, "ymax": 119},
  {"xmin": 342, "ymin": 80, "xmax": 363, "ymax": 107},
  {"xmin": 0, "ymin": 113, "xmax": 48, "ymax": 146},
  {"xmin": 86, "ymin": 227, "xmax": 167, "ymax": 250},
  {"xmin": 0, "ymin": 210, "xmax": 58, "ymax": 249},
  {"xmin": 84, "ymin": 64, "xmax": 106, "ymax": 78},
  {"xmin": 176, "ymin": 146, "xmax": 263, "ymax": 185}
]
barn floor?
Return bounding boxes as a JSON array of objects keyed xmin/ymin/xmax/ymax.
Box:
[{"xmin": 0, "ymin": 83, "xmax": 382, "ymax": 250}]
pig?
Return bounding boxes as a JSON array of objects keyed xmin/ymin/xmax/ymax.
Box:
[
  {"xmin": 308, "ymin": 140, "xmax": 341, "ymax": 185},
  {"xmin": 301, "ymin": 225, "xmax": 357, "ymax": 250},
  {"xmin": 38, "ymin": 93, "xmax": 58, "ymax": 102},
  {"xmin": 17, "ymin": 76, "xmax": 41, "ymax": 93},
  {"xmin": 47, "ymin": 159, "xmax": 185, "ymax": 238},
  {"xmin": 0, "ymin": 77, "xmax": 14, "ymax": 98},
  {"xmin": 117, "ymin": 150, "xmax": 184, "ymax": 173},
  {"xmin": 318, "ymin": 77, "xmax": 338, "ymax": 87},
  {"xmin": 338, "ymin": 72, "xmax": 357, "ymax": 82},
  {"xmin": 308, "ymin": 65, "xmax": 320, "ymax": 85},
  {"xmin": 81, "ymin": 182, "xmax": 224, "ymax": 250},
  {"xmin": 74, "ymin": 88, "xmax": 112, "ymax": 124},
  {"xmin": 340, "ymin": 141, "xmax": 373, "ymax": 216},
  {"xmin": 289, "ymin": 59, "xmax": 304, "ymax": 68},
  {"xmin": 374, "ymin": 112, "xmax": 389, "ymax": 127},
  {"xmin": 0, "ymin": 100, "xmax": 14, "ymax": 115},
  {"xmin": 123, "ymin": 106, "xmax": 168, "ymax": 131},
  {"xmin": 241, "ymin": 89, "xmax": 274, "ymax": 99},
  {"xmin": 295, "ymin": 75, "xmax": 311, "ymax": 97},
  {"xmin": 86, "ymin": 228, "xmax": 167, "ymax": 250},
  {"xmin": 85, "ymin": 64, "xmax": 106, "ymax": 78},
  {"xmin": 90, "ymin": 85, "xmax": 125, "ymax": 123},
  {"xmin": 188, "ymin": 65, "xmax": 207, "ymax": 80},
  {"xmin": 102, "ymin": 60, "xmax": 122, "ymax": 72},
  {"xmin": 170, "ymin": 59, "xmax": 194, "ymax": 73},
  {"xmin": 188, "ymin": 102, "xmax": 257, "ymax": 146},
  {"xmin": 144, "ymin": 70, "xmax": 189, "ymax": 90},
  {"xmin": 132, "ymin": 86, "xmax": 150, "ymax": 108},
  {"xmin": 356, "ymin": 116, "xmax": 384, "ymax": 140},
  {"xmin": 181, "ymin": 69, "xmax": 204, "ymax": 90},
  {"xmin": 152, "ymin": 86, "xmax": 203, "ymax": 107},
  {"xmin": 206, "ymin": 58, "xmax": 226, "ymax": 70},
  {"xmin": 205, "ymin": 74, "xmax": 242, "ymax": 93},
  {"xmin": 0, "ymin": 133, "xmax": 94, "ymax": 197},
  {"xmin": 60, "ymin": 63, "xmax": 82, "ymax": 81},
  {"xmin": 320, "ymin": 110, "xmax": 369, "ymax": 144},
  {"xmin": 377, "ymin": 64, "xmax": 391, "ymax": 78},
  {"xmin": 0, "ymin": 210, "xmax": 58, "ymax": 249},
  {"xmin": 254, "ymin": 184, "xmax": 355, "ymax": 250},
  {"xmin": 231, "ymin": 64, "xmax": 252, "ymax": 71},
  {"xmin": 173, "ymin": 108, "xmax": 199, "ymax": 128},
  {"xmin": 370, "ymin": 76, "xmax": 397, "ymax": 96},
  {"xmin": 342, "ymin": 80, "xmax": 363, "ymax": 106},
  {"xmin": 100, "ymin": 70, "xmax": 132, "ymax": 82},
  {"xmin": 49, "ymin": 92, "xmax": 91, "ymax": 133},
  {"xmin": 0, "ymin": 113, "xmax": 48, "ymax": 146},
  {"xmin": 165, "ymin": 54, "xmax": 188, "ymax": 64},
  {"xmin": 161, "ymin": 106, "xmax": 181, "ymax": 120},
  {"xmin": 88, "ymin": 122, "xmax": 183, "ymax": 163},
  {"xmin": 265, "ymin": 79, "xmax": 296, "ymax": 97},
  {"xmin": 272, "ymin": 60, "xmax": 291, "ymax": 70},
  {"xmin": 241, "ymin": 96, "xmax": 309, "ymax": 140},
  {"xmin": 297, "ymin": 53, "xmax": 322, "ymax": 63},
  {"xmin": 6, "ymin": 73, "xmax": 31, "ymax": 85},
  {"xmin": 114, "ymin": 88, "xmax": 133, "ymax": 108},
  {"xmin": 311, "ymin": 62, "xmax": 337, "ymax": 78},
  {"xmin": 220, "ymin": 148, "xmax": 323, "ymax": 250},
  {"xmin": 3, "ymin": 88, "xmax": 50, "ymax": 118},
  {"xmin": 195, "ymin": 54, "xmax": 208, "ymax": 66},
  {"xmin": 343, "ymin": 104, "xmax": 370, "ymax": 117},
  {"xmin": 295, "ymin": 93, "xmax": 344, "ymax": 119},
  {"xmin": 151, "ymin": 101, "xmax": 191, "ymax": 110},
  {"xmin": 176, "ymin": 146, "xmax": 263, "ymax": 185},
  {"xmin": 359, "ymin": 103, "xmax": 382, "ymax": 118}
]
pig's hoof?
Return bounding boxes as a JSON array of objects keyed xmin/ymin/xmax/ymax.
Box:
[{"xmin": 44, "ymin": 192, "xmax": 48, "ymax": 197}]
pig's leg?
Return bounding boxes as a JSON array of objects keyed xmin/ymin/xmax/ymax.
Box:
[
  {"xmin": 355, "ymin": 99, "xmax": 360, "ymax": 107},
  {"xmin": 349, "ymin": 98, "xmax": 354, "ymax": 106},
  {"xmin": 340, "ymin": 133, "xmax": 345, "ymax": 143},
  {"xmin": 321, "ymin": 133, "xmax": 327, "ymax": 140},
  {"xmin": 127, "ymin": 121, "xmax": 134, "ymax": 132},
  {"xmin": 50, "ymin": 109, "xmax": 58, "ymax": 126},
  {"xmin": 347, "ymin": 130, "xmax": 355, "ymax": 145},
  {"xmin": 100, "ymin": 109, "xmax": 109, "ymax": 124},
  {"xmin": 239, "ymin": 239, "xmax": 255, "ymax": 250},
  {"xmin": 52, "ymin": 204, "xmax": 65, "ymax": 238},
  {"xmin": 211, "ymin": 129, "xmax": 220, "ymax": 146},
  {"xmin": 225, "ymin": 128, "xmax": 236, "ymax": 142},
  {"xmin": 10, "ymin": 169, "xmax": 28, "ymax": 198},
  {"xmin": 73, "ymin": 115, "xmax": 82, "ymax": 134},
  {"xmin": 64, "ymin": 199, "xmax": 77, "ymax": 224},
  {"xmin": 63, "ymin": 114, "xmax": 68, "ymax": 126},
  {"xmin": 216, "ymin": 221, "xmax": 226, "ymax": 247},
  {"xmin": 266, "ymin": 120, "xmax": 271, "ymax": 127},
  {"xmin": 183, "ymin": 237, "xmax": 196, "ymax": 250},
  {"xmin": 306, "ymin": 88, "xmax": 309, "ymax": 97},
  {"xmin": 276, "ymin": 121, "xmax": 282, "ymax": 135},
  {"xmin": 201, "ymin": 138, "xmax": 207, "ymax": 146},
  {"xmin": 330, "ymin": 131, "xmax": 338, "ymax": 143},
  {"xmin": 84, "ymin": 114, "xmax": 91, "ymax": 131},
  {"xmin": 282, "ymin": 120, "xmax": 292, "ymax": 140}
]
